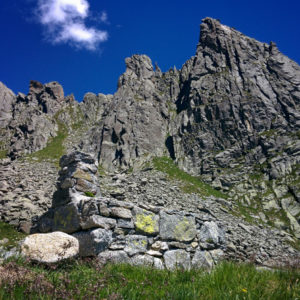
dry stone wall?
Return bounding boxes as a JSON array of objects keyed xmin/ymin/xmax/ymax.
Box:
[{"xmin": 36, "ymin": 151, "xmax": 226, "ymax": 270}]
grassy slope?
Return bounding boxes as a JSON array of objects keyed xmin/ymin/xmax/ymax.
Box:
[
  {"xmin": 0, "ymin": 259, "xmax": 299, "ymax": 300},
  {"xmin": 152, "ymin": 157, "xmax": 227, "ymax": 199}
]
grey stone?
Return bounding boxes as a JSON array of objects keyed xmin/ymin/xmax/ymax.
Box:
[
  {"xmin": 73, "ymin": 228, "xmax": 112, "ymax": 257},
  {"xmin": 153, "ymin": 257, "xmax": 164, "ymax": 269},
  {"xmin": 53, "ymin": 203, "xmax": 81, "ymax": 234},
  {"xmin": 198, "ymin": 221, "xmax": 225, "ymax": 247},
  {"xmin": 124, "ymin": 235, "xmax": 148, "ymax": 256},
  {"xmin": 164, "ymin": 250, "xmax": 191, "ymax": 270},
  {"xmin": 110, "ymin": 207, "xmax": 132, "ymax": 219},
  {"xmin": 151, "ymin": 241, "xmax": 169, "ymax": 251},
  {"xmin": 81, "ymin": 215, "xmax": 116, "ymax": 230},
  {"xmin": 117, "ymin": 218, "xmax": 134, "ymax": 229},
  {"xmin": 130, "ymin": 254, "xmax": 154, "ymax": 266},
  {"xmin": 191, "ymin": 250, "xmax": 214, "ymax": 269},
  {"xmin": 98, "ymin": 250, "xmax": 130, "ymax": 264},
  {"xmin": 210, "ymin": 249, "xmax": 225, "ymax": 264},
  {"xmin": 160, "ymin": 212, "xmax": 197, "ymax": 242}
]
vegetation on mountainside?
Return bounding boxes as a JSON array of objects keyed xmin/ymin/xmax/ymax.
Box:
[
  {"xmin": 0, "ymin": 150, "xmax": 7, "ymax": 159},
  {"xmin": 152, "ymin": 156, "xmax": 227, "ymax": 198},
  {"xmin": 0, "ymin": 257, "xmax": 299, "ymax": 300},
  {"xmin": 27, "ymin": 114, "xmax": 68, "ymax": 166},
  {"xmin": 0, "ymin": 140, "xmax": 8, "ymax": 159}
]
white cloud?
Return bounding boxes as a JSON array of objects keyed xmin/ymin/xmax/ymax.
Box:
[
  {"xmin": 100, "ymin": 11, "xmax": 108, "ymax": 23},
  {"xmin": 36, "ymin": 0, "xmax": 108, "ymax": 50}
]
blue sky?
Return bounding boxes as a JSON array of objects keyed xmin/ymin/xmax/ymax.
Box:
[{"xmin": 0, "ymin": 0, "xmax": 299, "ymax": 101}]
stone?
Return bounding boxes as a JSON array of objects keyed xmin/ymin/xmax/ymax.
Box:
[
  {"xmin": 164, "ymin": 250, "xmax": 191, "ymax": 270},
  {"xmin": 191, "ymin": 250, "xmax": 214, "ymax": 269},
  {"xmin": 286, "ymin": 212, "xmax": 300, "ymax": 239},
  {"xmin": 210, "ymin": 249, "xmax": 225, "ymax": 263},
  {"xmin": 159, "ymin": 212, "xmax": 197, "ymax": 242},
  {"xmin": 53, "ymin": 203, "xmax": 81, "ymax": 234},
  {"xmin": 124, "ymin": 235, "xmax": 148, "ymax": 256},
  {"xmin": 98, "ymin": 250, "xmax": 130, "ymax": 264},
  {"xmin": 81, "ymin": 215, "xmax": 116, "ymax": 230},
  {"xmin": 151, "ymin": 241, "xmax": 169, "ymax": 251},
  {"xmin": 130, "ymin": 254, "xmax": 154, "ymax": 266},
  {"xmin": 263, "ymin": 200, "xmax": 280, "ymax": 211},
  {"xmin": 99, "ymin": 203, "xmax": 110, "ymax": 217},
  {"xmin": 117, "ymin": 218, "xmax": 134, "ymax": 229},
  {"xmin": 109, "ymin": 242, "xmax": 125, "ymax": 250},
  {"xmin": 21, "ymin": 232, "xmax": 79, "ymax": 263},
  {"xmin": 73, "ymin": 228, "xmax": 112, "ymax": 257},
  {"xmin": 133, "ymin": 207, "xmax": 159, "ymax": 235},
  {"xmin": 153, "ymin": 257, "xmax": 164, "ymax": 270},
  {"xmin": 110, "ymin": 207, "xmax": 132, "ymax": 219},
  {"xmin": 198, "ymin": 221, "xmax": 225, "ymax": 247},
  {"xmin": 146, "ymin": 250, "xmax": 163, "ymax": 257}
]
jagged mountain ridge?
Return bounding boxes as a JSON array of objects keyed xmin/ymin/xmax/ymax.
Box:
[{"xmin": 0, "ymin": 17, "xmax": 300, "ymax": 241}]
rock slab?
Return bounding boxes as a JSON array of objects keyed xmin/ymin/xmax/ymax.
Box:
[{"xmin": 21, "ymin": 232, "xmax": 79, "ymax": 263}]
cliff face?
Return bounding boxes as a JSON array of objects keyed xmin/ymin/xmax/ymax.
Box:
[{"xmin": 1, "ymin": 18, "xmax": 300, "ymax": 240}]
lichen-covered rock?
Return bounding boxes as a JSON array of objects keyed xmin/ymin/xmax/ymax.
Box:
[
  {"xmin": 21, "ymin": 232, "xmax": 79, "ymax": 263},
  {"xmin": 159, "ymin": 212, "xmax": 197, "ymax": 242},
  {"xmin": 133, "ymin": 207, "xmax": 159, "ymax": 235},
  {"xmin": 124, "ymin": 235, "xmax": 148, "ymax": 257},
  {"xmin": 164, "ymin": 250, "xmax": 191, "ymax": 270},
  {"xmin": 73, "ymin": 228, "xmax": 113, "ymax": 257}
]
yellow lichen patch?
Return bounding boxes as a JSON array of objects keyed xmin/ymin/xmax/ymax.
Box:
[
  {"xmin": 135, "ymin": 212, "xmax": 158, "ymax": 235},
  {"xmin": 73, "ymin": 169, "xmax": 92, "ymax": 182},
  {"xmin": 174, "ymin": 217, "xmax": 196, "ymax": 242}
]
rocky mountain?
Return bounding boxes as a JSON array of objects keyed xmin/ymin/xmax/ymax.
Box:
[{"xmin": 0, "ymin": 18, "xmax": 300, "ymax": 263}]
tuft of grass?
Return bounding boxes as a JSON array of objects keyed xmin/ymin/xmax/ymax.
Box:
[
  {"xmin": 0, "ymin": 259, "xmax": 299, "ymax": 299},
  {"xmin": 0, "ymin": 222, "xmax": 26, "ymax": 250},
  {"xmin": 152, "ymin": 156, "xmax": 227, "ymax": 198},
  {"xmin": 84, "ymin": 191, "xmax": 95, "ymax": 198},
  {"xmin": 97, "ymin": 164, "xmax": 106, "ymax": 176},
  {"xmin": 0, "ymin": 149, "xmax": 7, "ymax": 159}
]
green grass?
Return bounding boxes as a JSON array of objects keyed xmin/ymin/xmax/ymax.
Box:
[
  {"xmin": 0, "ymin": 259, "xmax": 299, "ymax": 299},
  {"xmin": 97, "ymin": 164, "xmax": 107, "ymax": 176},
  {"xmin": 152, "ymin": 156, "xmax": 227, "ymax": 198},
  {"xmin": 84, "ymin": 191, "xmax": 95, "ymax": 197},
  {"xmin": 0, "ymin": 222, "xmax": 26, "ymax": 250},
  {"xmin": 0, "ymin": 149, "xmax": 7, "ymax": 159}
]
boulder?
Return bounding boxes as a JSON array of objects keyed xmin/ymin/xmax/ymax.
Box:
[
  {"xmin": 21, "ymin": 232, "xmax": 79, "ymax": 263},
  {"xmin": 159, "ymin": 212, "xmax": 197, "ymax": 242}
]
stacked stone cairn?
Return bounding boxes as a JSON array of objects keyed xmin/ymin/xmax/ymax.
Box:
[{"xmin": 35, "ymin": 151, "xmax": 226, "ymax": 270}]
